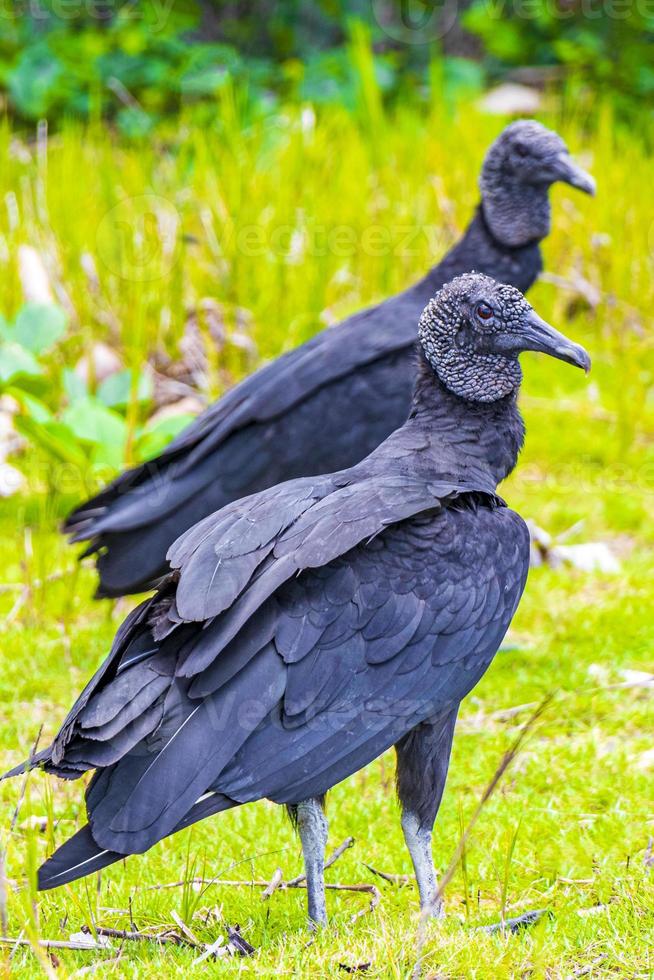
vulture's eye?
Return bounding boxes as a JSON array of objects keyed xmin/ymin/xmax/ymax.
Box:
[
  {"xmin": 514, "ymin": 142, "xmax": 528, "ymax": 157},
  {"xmin": 476, "ymin": 303, "xmax": 493, "ymax": 321}
]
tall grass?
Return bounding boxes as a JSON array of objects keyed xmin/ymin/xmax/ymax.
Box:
[{"xmin": 0, "ymin": 89, "xmax": 652, "ymax": 484}]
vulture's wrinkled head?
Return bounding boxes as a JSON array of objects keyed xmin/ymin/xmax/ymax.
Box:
[
  {"xmin": 480, "ymin": 120, "xmax": 595, "ymax": 247},
  {"xmin": 419, "ymin": 272, "xmax": 590, "ymax": 403}
]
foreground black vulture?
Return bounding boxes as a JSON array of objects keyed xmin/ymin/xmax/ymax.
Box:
[
  {"xmin": 64, "ymin": 121, "xmax": 595, "ymax": 597},
  {"xmin": 6, "ymin": 273, "xmax": 590, "ymax": 925}
]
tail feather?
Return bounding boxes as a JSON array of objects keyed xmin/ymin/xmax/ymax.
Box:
[
  {"xmin": 1, "ymin": 752, "xmax": 45, "ymax": 781},
  {"xmin": 38, "ymin": 792, "xmax": 237, "ymax": 891},
  {"xmin": 38, "ymin": 825, "xmax": 123, "ymax": 890}
]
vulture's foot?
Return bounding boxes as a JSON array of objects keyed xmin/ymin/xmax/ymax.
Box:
[
  {"xmin": 421, "ymin": 894, "xmax": 445, "ymax": 920},
  {"xmin": 401, "ymin": 811, "xmax": 444, "ymax": 917}
]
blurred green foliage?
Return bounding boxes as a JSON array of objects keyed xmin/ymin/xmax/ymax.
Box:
[
  {"xmin": 464, "ymin": 0, "xmax": 654, "ymax": 117},
  {"xmin": 0, "ymin": 301, "xmax": 192, "ymax": 470},
  {"xmin": 0, "ymin": 1, "xmax": 650, "ymax": 131}
]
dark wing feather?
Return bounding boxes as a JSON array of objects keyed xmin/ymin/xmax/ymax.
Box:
[
  {"xmin": 38, "ymin": 791, "xmax": 238, "ymax": 890},
  {"xmin": 212, "ymin": 505, "xmax": 529, "ymax": 806},
  {"xmin": 85, "ymin": 644, "xmax": 286, "ymax": 853},
  {"xmin": 161, "ymin": 471, "xmax": 470, "ymax": 668}
]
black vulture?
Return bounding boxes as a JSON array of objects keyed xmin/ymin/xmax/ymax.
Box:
[
  {"xmin": 64, "ymin": 121, "xmax": 594, "ymax": 597},
  {"xmin": 5, "ymin": 273, "xmax": 590, "ymax": 925}
]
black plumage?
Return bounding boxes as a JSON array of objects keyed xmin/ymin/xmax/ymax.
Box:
[
  {"xmin": 5, "ymin": 273, "xmax": 590, "ymax": 924},
  {"xmin": 64, "ymin": 121, "xmax": 595, "ymax": 597}
]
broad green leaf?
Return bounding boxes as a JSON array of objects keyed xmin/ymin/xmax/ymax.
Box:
[
  {"xmin": 15, "ymin": 416, "xmax": 87, "ymax": 466},
  {"xmin": 61, "ymin": 397, "xmax": 127, "ymax": 451},
  {"xmin": 7, "ymin": 388, "xmax": 54, "ymax": 424},
  {"xmin": 13, "ymin": 303, "xmax": 68, "ymax": 354},
  {"xmin": 137, "ymin": 413, "xmax": 195, "ymax": 460},
  {"xmin": 0, "ymin": 341, "xmax": 43, "ymax": 383},
  {"xmin": 97, "ymin": 369, "xmax": 153, "ymax": 409},
  {"xmin": 63, "ymin": 368, "xmax": 88, "ymax": 402},
  {"xmin": 91, "ymin": 440, "xmax": 128, "ymax": 471}
]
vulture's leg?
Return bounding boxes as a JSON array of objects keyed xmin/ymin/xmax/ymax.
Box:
[
  {"xmin": 292, "ymin": 797, "xmax": 329, "ymax": 927},
  {"xmin": 395, "ymin": 705, "xmax": 459, "ymax": 917}
]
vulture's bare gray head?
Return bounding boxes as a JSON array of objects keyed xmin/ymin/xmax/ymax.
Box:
[
  {"xmin": 480, "ymin": 120, "xmax": 595, "ymax": 248},
  {"xmin": 419, "ymin": 273, "xmax": 590, "ymax": 403}
]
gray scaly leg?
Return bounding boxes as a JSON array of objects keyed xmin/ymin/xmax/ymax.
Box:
[
  {"xmin": 401, "ymin": 810, "xmax": 442, "ymax": 915},
  {"xmin": 295, "ymin": 797, "xmax": 329, "ymax": 927},
  {"xmin": 395, "ymin": 705, "xmax": 459, "ymax": 917}
]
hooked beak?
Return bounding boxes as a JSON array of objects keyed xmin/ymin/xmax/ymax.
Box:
[
  {"xmin": 551, "ymin": 152, "xmax": 596, "ymax": 196},
  {"xmin": 518, "ymin": 309, "xmax": 591, "ymax": 372}
]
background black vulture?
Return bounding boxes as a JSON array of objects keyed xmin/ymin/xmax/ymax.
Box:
[
  {"xmin": 5, "ymin": 273, "xmax": 590, "ymax": 925},
  {"xmin": 64, "ymin": 121, "xmax": 594, "ymax": 597}
]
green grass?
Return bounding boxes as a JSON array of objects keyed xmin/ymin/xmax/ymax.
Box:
[{"xmin": 1, "ymin": 94, "xmax": 654, "ymax": 977}]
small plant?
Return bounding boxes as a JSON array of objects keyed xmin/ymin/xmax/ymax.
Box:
[{"xmin": 1, "ymin": 302, "xmax": 196, "ymax": 479}]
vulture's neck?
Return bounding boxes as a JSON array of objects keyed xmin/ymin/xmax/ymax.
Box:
[
  {"xmin": 405, "ymin": 350, "xmax": 525, "ymax": 490},
  {"xmin": 417, "ymin": 206, "xmax": 543, "ymax": 301}
]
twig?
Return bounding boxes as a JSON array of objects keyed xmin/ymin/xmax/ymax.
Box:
[
  {"xmin": 146, "ymin": 845, "xmax": 293, "ymax": 892},
  {"xmin": 0, "ymin": 937, "xmax": 111, "ymax": 952},
  {"xmin": 191, "ymin": 936, "xmax": 229, "ymax": 965},
  {"xmin": 189, "ymin": 925, "xmax": 256, "ymax": 964},
  {"xmin": 480, "ymin": 908, "xmax": 551, "ymax": 934},
  {"xmin": 287, "ymin": 836, "xmax": 355, "ymax": 886},
  {"xmin": 226, "ymin": 924, "xmax": 256, "ymax": 956},
  {"xmin": 6, "ymin": 587, "xmax": 27, "ymax": 625},
  {"xmin": 363, "ymin": 864, "xmax": 412, "ymax": 886},
  {"xmin": 0, "ymin": 850, "xmax": 7, "ymax": 938},
  {"xmin": 644, "ymin": 837, "xmax": 653, "ymax": 870},
  {"xmin": 150, "ymin": 837, "xmax": 354, "ymax": 893},
  {"xmin": 9, "ymin": 726, "xmax": 43, "ymax": 834},
  {"xmin": 173, "ymin": 877, "xmax": 380, "ymax": 923},
  {"xmin": 340, "ymin": 884, "xmax": 380, "ymax": 924},
  {"xmin": 95, "ymin": 920, "xmax": 253, "ymax": 956},
  {"xmin": 170, "ymin": 911, "xmax": 201, "ymax": 947},
  {"xmin": 90, "ymin": 926, "xmax": 184, "ymax": 947},
  {"xmin": 261, "ymin": 868, "xmax": 283, "ymax": 900},
  {"xmin": 412, "ymin": 695, "xmax": 553, "ymax": 979}
]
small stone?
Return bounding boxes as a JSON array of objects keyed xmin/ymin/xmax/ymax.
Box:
[{"xmin": 479, "ymin": 84, "xmax": 542, "ymax": 116}]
